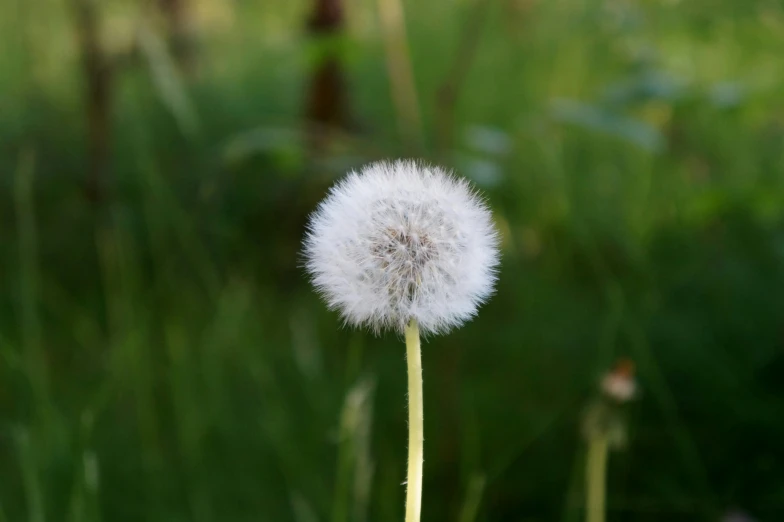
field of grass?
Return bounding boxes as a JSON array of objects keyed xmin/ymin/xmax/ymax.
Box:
[{"xmin": 1, "ymin": 0, "xmax": 784, "ymax": 521}]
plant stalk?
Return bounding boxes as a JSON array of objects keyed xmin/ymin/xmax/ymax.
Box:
[
  {"xmin": 404, "ymin": 319, "xmax": 423, "ymax": 522},
  {"xmin": 586, "ymin": 434, "xmax": 609, "ymax": 522}
]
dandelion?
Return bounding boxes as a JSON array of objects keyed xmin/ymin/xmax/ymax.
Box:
[
  {"xmin": 304, "ymin": 160, "xmax": 499, "ymax": 336},
  {"xmin": 583, "ymin": 359, "xmax": 637, "ymax": 522},
  {"xmin": 600, "ymin": 359, "xmax": 637, "ymax": 403},
  {"xmin": 303, "ymin": 160, "xmax": 500, "ymax": 522}
]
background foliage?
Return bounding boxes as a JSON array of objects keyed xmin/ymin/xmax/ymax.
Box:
[{"xmin": 2, "ymin": 0, "xmax": 784, "ymax": 521}]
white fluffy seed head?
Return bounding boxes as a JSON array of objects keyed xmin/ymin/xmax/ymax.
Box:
[{"xmin": 303, "ymin": 160, "xmax": 500, "ymax": 336}]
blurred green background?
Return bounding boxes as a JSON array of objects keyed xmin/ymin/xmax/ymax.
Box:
[{"xmin": 2, "ymin": 0, "xmax": 784, "ymax": 520}]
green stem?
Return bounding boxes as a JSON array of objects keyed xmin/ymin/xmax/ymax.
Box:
[
  {"xmin": 404, "ymin": 320, "xmax": 423, "ymax": 522},
  {"xmin": 586, "ymin": 434, "xmax": 609, "ymax": 522}
]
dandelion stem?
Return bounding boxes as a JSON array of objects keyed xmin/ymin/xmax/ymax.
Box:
[
  {"xmin": 404, "ymin": 319, "xmax": 423, "ymax": 522},
  {"xmin": 586, "ymin": 433, "xmax": 609, "ymax": 522}
]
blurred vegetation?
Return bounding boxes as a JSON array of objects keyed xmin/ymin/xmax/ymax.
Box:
[{"xmin": 1, "ymin": 0, "xmax": 784, "ymax": 521}]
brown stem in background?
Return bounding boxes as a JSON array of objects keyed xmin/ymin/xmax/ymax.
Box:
[
  {"xmin": 71, "ymin": 0, "xmax": 112, "ymax": 203},
  {"xmin": 503, "ymin": 0, "xmax": 537, "ymax": 36},
  {"xmin": 434, "ymin": 0, "xmax": 492, "ymax": 155},
  {"xmin": 377, "ymin": 0, "xmax": 423, "ymax": 152},
  {"xmin": 308, "ymin": 0, "xmax": 344, "ymax": 32},
  {"xmin": 305, "ymin": 0, "xmax": 350, "ymax": 154}
]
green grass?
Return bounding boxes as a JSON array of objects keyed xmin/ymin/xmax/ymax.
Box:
[{"xmin": 1, "ymin": 0, "xmax": 784, "ymax": 520}]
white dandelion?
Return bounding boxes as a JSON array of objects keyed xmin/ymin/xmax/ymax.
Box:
[
  {"xmin": 303, "ymin": 159, "xmax": 500, "ymax": 336},
  {"xmin": 302, "ymin": 159, "xmax": 500, "ymax": 522}
]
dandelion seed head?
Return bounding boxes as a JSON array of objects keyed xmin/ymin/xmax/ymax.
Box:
[{"xmin": 303, "ymin": 160, "xmax": 500, "ymax": 335}]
